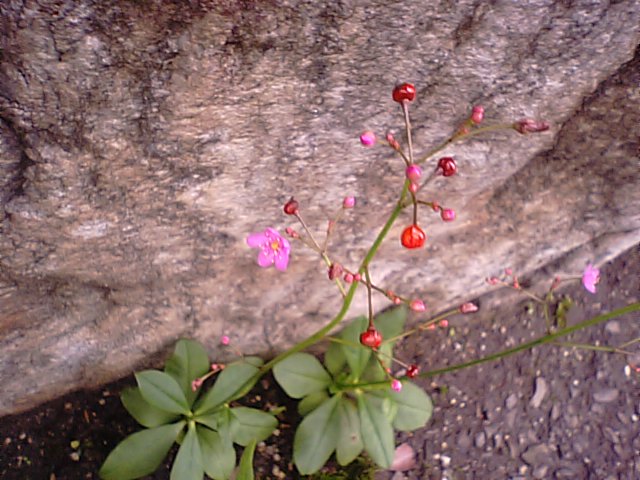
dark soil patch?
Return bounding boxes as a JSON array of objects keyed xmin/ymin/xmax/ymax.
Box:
[{"xmin": 1, "ymin": 245, "xmax": 638, "ymax": 479}]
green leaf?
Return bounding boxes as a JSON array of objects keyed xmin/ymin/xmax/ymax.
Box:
[
  {"xmin": 391, "ymin": 381, "xmax": 433, "ymax": 431},
  {"xmin": 273, "ymin": 352, "xmax": 332, "ymax": 398},
  {"xmin": 335, "ymin": 397, "xmax": 363, "ymax": 466},
  {"xmin": 194, "ymin": 412, "xmax": 219, "ymax": 430},
  {"xmin": 375, "ymin": 306, "xmax": 407, "ymax": 371},
  {"xmin": 324, "ymin": 339, "xmax": 347, "ymax": 377},
  {"xmin": 366, "ymin": 390, "xmax": 398, "ymax": 424},
  {"xmin": 121, "ymin": 386, "xmax": 179, "ymax": 428},
  {"xmin": 198, "ymin": 425, "xmax": 235, "ymax": 480},
  {"xmin": 170, "ymin": 423, "xmax": 204, "ymax": 480},
  {"xmin": 165, "ymin": 339, "xmax": 211, "ymax": 406},
  {"xmin": 338, "ymin": 316, "xmax": 371, "ymax": 380},
  {"xmin": 194, "ymin": 357, "xmax": 263, "ymax": 415},
  {"xmin": 236, "ymin": 439, "xmax": 257, "ymax": 480},
  {"xmin": 99, "ymin": 421, "xmax": 185, "ymax": 480},
  {"xmin": 298, "ymin": 390, "xmax": 330, "ymax": 416},
  {"xmin": 293, "ymin": 395, "xmax": 341, "ymax": 475},
  {"xmin": 230, "ymin": 407, "xmax": 278, "ymax": 446},
  {"xmin": 136, "ymin": 370, "xmax": 190, "ymax": 415},
  {"xmin": 357, "ymin": 393, "xmax": 394, "ymax": 468}
]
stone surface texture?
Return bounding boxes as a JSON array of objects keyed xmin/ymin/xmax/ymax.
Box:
[{"xmin": 0, "ymin": 1, "xmax": 639, "ymax": 415}]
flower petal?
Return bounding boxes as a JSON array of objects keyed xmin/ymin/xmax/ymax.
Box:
[
  {"xmin": 246, "ymin": 232, "xmax": 267, "ymax": 248},
  {"xmin": 257, "ymin": 249, "xmax": 274, "ymax": 268},
  {"xmin": 274, "ymin": 251, "xmax": 290, "ymax": 271}
]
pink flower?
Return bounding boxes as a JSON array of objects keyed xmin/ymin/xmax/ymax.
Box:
[
  {"xmin": 360, "ymin": 131, "xmax": 376, "ymax": 146},
  {"xmin": 470, "ymin": 105, "xmax": 484, "ymax": 124},
  {"xmin": 582, "ymin": 264, "xmax": 600, "ymax": 294},
  {"xmin": 246, "ymin": 228, "xmax": 291, "ymax": 271},
  {"xmin": 220, "ymin": 335, "xmax": 230, "ymax": 346},
  {"xmin": 391, "ymin": 379, "xmax": 402, "ymax": 392}
]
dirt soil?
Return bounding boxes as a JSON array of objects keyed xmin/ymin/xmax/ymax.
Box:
[{"xmin": 1, "ymin": 245, "xmax": 638, "ymax": 480}]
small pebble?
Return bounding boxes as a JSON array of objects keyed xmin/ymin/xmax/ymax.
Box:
[
  {"xmin": 529, "ymin": 377, "xmax": 548, "ymax": 408},
  {"xmin": 593, "ymin": 388, "xmax": 619, "ymax": 403},
  {"xmin": 475, "ymin": 432, "xmax": 486, "ymax": 448},
  {"xmin": 505, "ymin": 393, "xmax": 518, "ymax": 409}
]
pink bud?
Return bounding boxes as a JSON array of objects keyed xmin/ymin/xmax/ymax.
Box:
[
  {"xmin": 438, "ymin": 319, "xmax": 449, "ymax": 328},
  {"xmin": 343, "ymin": 273, "xmax": 354, "ymax": 283},
  {"xmin": 486, "ymin": 276, "xmax": 500, "ymax": 285},
  {"xmin": 427, "ymin": 324, "xmax": 436, "ymax": 330},
  {"xmin": 405, "ymin": 164, "xmax": 422, "ymax": 182},
  {"xmin": 343, "ymin": 196, "xmax": 356, "ymax": 209},
  {"xmin": 409, "ymin": 299, "xmax": 426, "ymax": 312},
  {"xmin": 285, "ymin": 227, "xmax": 299, "ymax": 238},
  {"xmin": 191, "ymin": 378, "xmax": 203, "ymax": 392},
  {"xmin": 470, "ymin": 105, "xmax": 484, "ymax": 124},
  {"xmin": 408, "ymin": 182, "xmax": 419, "ymax": 194},
  {"xmin": 220, "ymin": 335, "xmax": 230, "ymax": 346},
  {"xmin": 391, "ymin": 379, "xmax": 403, "ymax": 392},
  {"xmin": 360, "ymin": 131, "xmax": 376, "ymax": 146},
  {"xmin": 431, "ymin": 202, "xmax": 440, "ymax": 212},
  {"xmin": 353, "ymin": 273, "xmax": 362, "ymax": 282},
  {"xmin": 328, "ymin": 263, "xmax": 343, "ymax": 280},
  {"xmin": 459, "ymin": 302, "xmax": 479, "ymax": 313},
  {"xmin": 386, "ymin": 133, "xmax": 400, "ymax": 150},
  {"xmin": 513, "ymin": 118, "xmax": 550, "ymax": 134},
  {"xmin": 393, "ymin": 296, "xmax": 402, "ymax": 305},
  {"xmin": 440, "ymin": 208, "xmax": 456, "ymax": 222}
]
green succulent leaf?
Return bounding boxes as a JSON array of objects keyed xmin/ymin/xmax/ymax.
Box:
[
  {"xmin": 336, "ymin": 397, "xmax": 363, "ymax": 466},
  {"xmin": 236, "ymin": 439, "xmax": 257, "ymax": 480},
  {"xmin": 324, "ymin": 339, "xmax": 347, "ymax": 377},
  {"xmin": 273, "ymin": 352, "xmax": 332, "ymax": 398},
  {"xmin": 294, "ymin": 394, "xmax": 341, "ymax": 475},
  {"xmin": 230, "ymin": 407, "xmax": 278, "ymax": 446},
  {"xmin": 194, "ymin": 411, "xmax": 219, "ymax": 430},
  {"xmin": 136, "ymin": 370, "xmax": 190, "ymax": 415},
  {"xmin": 99, "ymin": 421, "xmax": 185, "ymax": 480},
  {"xmin": 298, "ymin": 390, "xmax": 330, "ymax": 416},
  {"xmin": 165, "ymin": 339, "xmax": 211, "ymax": 406},
  {"xmin": 357, "ymin": 393, "xmax": 394, "ymax": 468},
  {"xmin": 194, "ymin": 357, "xmax": 263, "ymax": 415},
  {"xmin": 121, "ymin": 386, "xmax": 179, "ymax": 428},
  {"xmin": 198, "ymin": 425, "xmax": 235, "ymax": 480},
  {"xmin": 391, "ymin": 381, "xmax": 433, "ymax": 431},
  {"xmin": 338, "ymin": 316, "xmax": 371, "ymax": 380},
  {"xmin": 170, "ymin": 423, "xmax": 204, "ymax": 480}
]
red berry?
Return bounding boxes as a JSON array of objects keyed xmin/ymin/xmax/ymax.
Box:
[
  {"xmin": 360, "ymin": 327, "xmax": 383, "ymax": 348},
  {"xmin": 283, "ymin": 197, "xmax": 299, "ymax": 215},
  {"xmin": 407, "ymin": 364, "xmax": 419, "ymax": 378},
  {"xmin": 437, "ymin": 157, "xmax": 457, "ymax": 177},
  {"xmin": 392, "ymin": 83, "xmax": 416, "ymax": 103},
  {"xmin": 401, "ymin": 224, "xmax": 426, "ymax": 249}
]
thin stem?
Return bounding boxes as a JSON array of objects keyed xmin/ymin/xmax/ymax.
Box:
[
  {"xmin": 364, "ymin": 267, "xmax": 374, "ymax": 326},
  {"xmin": 550, "ymin": 341, "xmax": 634, "ymax": 355},
  {"xmin": 401, "ymin": 102, "xmax": 414, "ymax": 165}
]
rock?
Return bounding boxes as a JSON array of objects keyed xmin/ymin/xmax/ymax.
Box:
[
  {"xmin": 529, "ymin": 377, "xmax": 548, "ymax": 409},
  {"xmin": 593, "ymin": 388, "xmax": 619, "ymax": 403},
  {"xmin": 505, "ymin": 393, "xmax": 518, "ymax": 410},
  {"xmin": 1, "ymin": 0, "xmax": 639, "ymax": 415},
  {"xmin": 474, "ymin": 432, "xmax": 487, "ymax": 449},
  {"xmin": 522, "ymin": 444, "xmax": 554, "ymax": 466}
]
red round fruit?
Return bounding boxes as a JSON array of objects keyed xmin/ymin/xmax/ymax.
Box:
[
  {"xmin": 392, "ymin": 83, "xmax": 416, "ymax": 103},
  {"xmin": 407, "ymin": 364, "xmax": 419, "ymax": 378},
  {"xmin": 437, "ymin": 157, "xmax": 457, "ymax": 177},
  {"xmin": 359, "ymin": 327, "xmax": 383, "ymax": 348},
  {"xmin": 283, "ymin": 197, "xmax": 299, "ymax": 215},
  {"xmin": 401, "ymin": 224, "xmax": 426, "ymax": 249}
]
